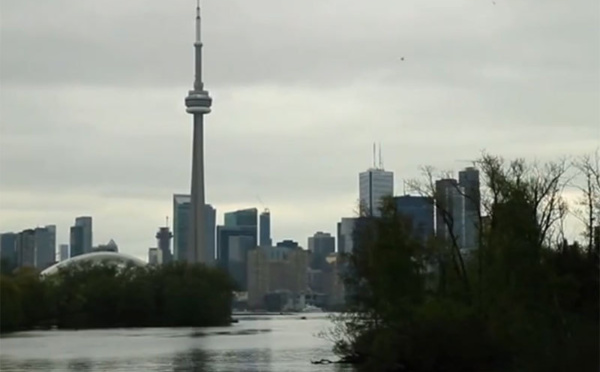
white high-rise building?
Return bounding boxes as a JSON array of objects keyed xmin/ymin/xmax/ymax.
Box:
[{"xmin": 359, "ymin": 168, "xmax": 394, "ymax": 217}]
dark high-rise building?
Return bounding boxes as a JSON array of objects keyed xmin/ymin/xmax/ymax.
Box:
[
  {"xmin": 0, "ymin": 233, "xmax": 18, "ymax": 271},
  {"xmin": 217, "ymin": 225, "xmax": 256, "ymax": 289},
  {"xmin": 35, "ymin": 225, "xmax": 56, "ymax": 269},
  {"xmin": 336, "ymin": 222, "xmax": 343, "ymax": 253},
  {"xmin": 337, "ymin": 218, "xmax": 357, "ymax": 254},
  {"xmin": 276, "ymin": 240, "xmax": 299, "ymax": 249},
  {"xmin": 173, "ymin": 194, "xmax": 190, "ymax": 262},
  {"xmin": 458, "ymin": 167, "xmax": 480, "ymax": 210},
  {"xmin": 394, "ymin": 195, "xmax": 435, "ymax": 244},
  {"xmin": 17, "ymin": 229, "xmax": 35, "ymax": 268},
  {"xmin": 70, "ymin": 225, "xmax": 85, "ymax": 258},
  {"xmin": 173, "ymin": 194, "xmax": 216, "ymax": 265},
  {"xmin": 308, "ymin": 232, "xmax": 335, "ymax": 270},
  {"xmin": 59, "ymin": 244, "xmax": 69, "ymax": 261},
  {"xmin": 225, "ymin": 208, "xmax": 258, "ymax": 230},
  {"xmin": 205, "ymin": 204, "xmax": 216, "ymax": 264},
  {"xmin": 458, "ymin": 167, "xmax": 481, "ymax": 251},
  {"xmin": 228, "ymin": 235, "xmax": 255, "ymax": 290},
  {"xmin": 74, "ymin": 216, "xmax": 93, "ymax": 254},
  {"xmin": 435, "ymin": 179, "xmax": 466, "ymax": 250},
  {"xmin": 259, "ymin": 209, "xmax": 272, "ymax": 246},
  {"xmin": 156, "ymin": 227, "xmax": 173, "ymax": 264}
]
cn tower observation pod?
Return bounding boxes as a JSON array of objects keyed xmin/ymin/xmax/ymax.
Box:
[{"xmin": 41, "ymin": 251, "xmax": 147, "ymax": 276}]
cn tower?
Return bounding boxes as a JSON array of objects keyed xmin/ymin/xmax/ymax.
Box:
[{"xmin": 184, "ymin": 0, "xmax": 212, "ymax": 264}]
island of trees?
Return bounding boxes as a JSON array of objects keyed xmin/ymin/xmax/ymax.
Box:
[
  {"xmin": 328, "ymin": 153, "xmax": 599, "ymax": 372},
  {"xmin": 0, "ymin": 262, "xmax": 235, "ymax": 332}
]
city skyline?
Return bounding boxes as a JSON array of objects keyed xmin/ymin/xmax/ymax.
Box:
[{"xmin": 1, "ymin": 0, "xmax": 598, "ymax": 260}]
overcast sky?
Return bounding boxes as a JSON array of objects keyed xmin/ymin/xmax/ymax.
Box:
[{"xmin": 1, "ymin": 0, "xmax": 598, "ymax": 261}]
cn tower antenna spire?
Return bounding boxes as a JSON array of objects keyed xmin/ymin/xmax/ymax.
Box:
[
  {"xmin": 193, "ymin": 0, "xmax": 204, "ymax": 91},
  {"xmin": 196, "ymin": 0, "xmax": 201, "ymax": 41}
]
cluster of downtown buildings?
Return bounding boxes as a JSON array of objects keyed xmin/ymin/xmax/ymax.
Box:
[
  {"xmin": 0, "ymin": 163, "xmax": 481, "ymax": 312},
  {"xmin": 142, "ymin": 163, "xmax": 482, "ymax": 311},
  {"xmin": 0, "ymin": 216, "xmax": 118, "ymax": 272}
]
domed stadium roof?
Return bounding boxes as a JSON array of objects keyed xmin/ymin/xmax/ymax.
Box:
[{"xmin": 41, "ymin": 251, "xmax": 146, "ymax": 276}]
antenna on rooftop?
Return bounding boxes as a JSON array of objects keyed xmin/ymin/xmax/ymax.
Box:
[
  {"xmin": 166, "ymin": 216, "xmax": 169, "ymax": 228},
  {"xmin": 372, "ymin": 143, "xmax": 376, "ymax": 168},
  {"xmin": 378, "ymin": 142, "xmax": 384, "ymax": 169}
]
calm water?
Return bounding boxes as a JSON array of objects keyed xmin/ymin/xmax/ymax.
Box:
[{"xmin": 0, "ymin": 314, "xmax": 351, "ymax": 372}]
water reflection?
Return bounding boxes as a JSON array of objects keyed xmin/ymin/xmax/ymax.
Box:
[
  {"xmin": 172, "ymin": 349, "xmax": 208, "ymax": 372},
  {"xmin": 215, "ymin": 348, "xmax": 273, "ymax": 372},
  {"xmin": 0, "ymin": 315, "xmax": 343, "ymax": 372},
  {"xmin": 0, "ymin": 359, "xmax": 54, "ymax": 372},
  {"xmin": 67, "ymin": 359, "xmax": 92, "ymax": 371}
]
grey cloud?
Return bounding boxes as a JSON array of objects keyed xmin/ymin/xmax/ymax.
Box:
[{"xmin": 2, "ymin": 0, "xmax": 597, "ymax": 90}]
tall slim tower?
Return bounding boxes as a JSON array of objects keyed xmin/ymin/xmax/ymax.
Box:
[{"xmin": 184, "ymin": 1, "xmax": 213, "ymax": 263}]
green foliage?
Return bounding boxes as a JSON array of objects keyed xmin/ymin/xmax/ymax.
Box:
[
  {"xmin": 0, "ymin": 262, "xmax": 235, "ymax": 333},
  {"xmin": 0, "ymin": 275, "xmax": 22, "ymax": 331},
  {"xmin": 332, "ymin": 154, "xmax": 599, "ymax": 372}
]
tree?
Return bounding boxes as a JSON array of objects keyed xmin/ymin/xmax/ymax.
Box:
[
  {"xmin": 330, "ymin": 153, "xmax": 598, "ymax": 372},
  {"xmin": 572, "ymin": 150, "xmax": 600, "ymax": 254}
]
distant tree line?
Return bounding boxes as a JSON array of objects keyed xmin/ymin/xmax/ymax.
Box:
[
  {"xmin": 0, "ymin": 262, "xmax": 235, "ymax": 333},
  {"xmin": 328, "ymin": 152, "xmax": 599, "ymax": 372}
]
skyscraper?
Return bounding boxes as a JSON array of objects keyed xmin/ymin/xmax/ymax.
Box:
[
  {"xmin": 225, "ymin": 208, "xmax": 258, "ymax": 231},
  {"xmin": 259, "ymin": 209, "xmax": 272, "ymax": 246},
  {"xmin": 173, "ymin": 194, "xmax": 216, "ymax": 264},
  {"xmin": 337, "ymin": 217, "xmax": 358, "ymax": 254},
  {"xmin": 156, "ymin": 226, "xmax": 173, "ymax": 264},
  {"xmin": 35, "ymin": 225, "xmax": 56, "ymax": 269},
  {"xmin": 0, "ymin": 233, "xmax": 18, "ymax": 271},
  {"xmin": 359, "ymin": 168, "xmax": 394, "ymax": 217},
  {"xmin": 435, "ymin": 179, "xmax": 466, "ymax": 250},
  {"xmin": 204, "ymin": 204, "xmax": 216, "ymax": 265},
  {"xmin": 228, "ymin": 235, "xmax": 255, "ymax": 290},
  {"xmin": 394, "ymin": 195, "xmax": 435, "ymax": 244},
  {"xmin": 458, "ymin": 167, "xmax": 481, "ymax": 251},
  {"xmin": 70, "ymin": 225, "xmax": 85, "ymax": 258},
  {"xmin": 173, "ymin": 194, "xmax": 191, "ymax": 262},
  {"xmin": 74, "ymin": 216, "xmax": 93, "ymax": 254},
  {"xmin": 216, "ymin": 225, "xmax": 257, "ymax": 288},
  {"xmin": 308, "ymin": 232, "xmax": 335, "ymax": 270},
  {"xmin": 184, "ymin": 1, "xmax": 213, "ymax": 264},
  {"xmin": 17, "ymin": 229, "xmax": 35, "ymax": 268},
  {"xmin": 59, "ymin": 244, "xmax": 70, "ymax": 261}
]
